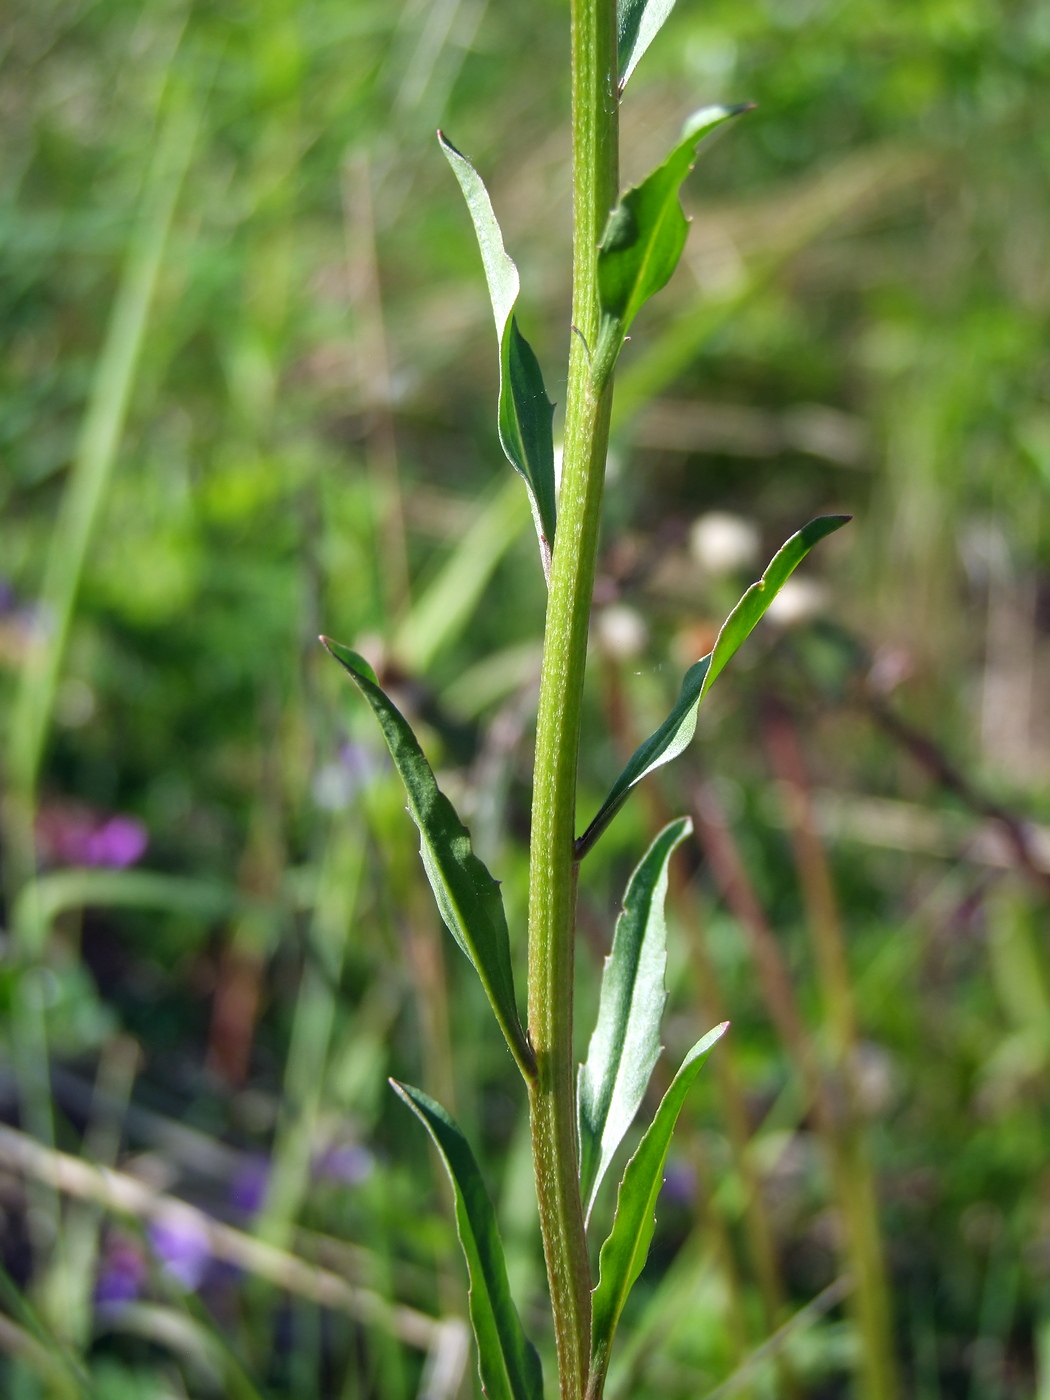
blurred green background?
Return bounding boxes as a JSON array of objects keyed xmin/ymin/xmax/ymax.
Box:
[{"xmin": 2, "ymin": 0, "xmax": 1049, "ymax": 1396}]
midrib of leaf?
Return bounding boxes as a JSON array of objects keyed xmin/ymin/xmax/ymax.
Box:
[{"xmin": 578, "ymin": 817, "xmax": 691, "ymax": 1219}]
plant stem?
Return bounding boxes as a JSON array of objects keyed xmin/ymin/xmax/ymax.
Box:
[{"xmin": 527, "ymin": 1, "xmax": 618, "ymax": 1397}]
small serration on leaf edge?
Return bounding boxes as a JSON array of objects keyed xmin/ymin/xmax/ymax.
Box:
[
  {"xmin": 323, "ymin": 638, "xmax": 535, "ymax": 1079},
  {"xmin": 575, "ymin": 515, "xmax": 849, "ymax": 858}
]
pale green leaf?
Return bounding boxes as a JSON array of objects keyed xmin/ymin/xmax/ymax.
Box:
[
  {"xmin": 589, "ymin": 1024, "xmax": 728, "ymax": 1392},
  {"xmin": 578, "ymin": 817, "xmax": 691, "ymax": 1222},
  {"xmin": 393, "ymin": 1083, "xmax": 544, "ymax": 1400},
  {"xmin": 324, "ymin": 639, "xmax": 534, "ymax": 1079},
  {"xmin": 617, "ymin": 0, "xmax": 678, "ymax": 94},
  {"xmin": 576, "ymin": 515, "xmax": 849, "ymax": 857},
  {"xmin": 439, "ymin": 133, "xmax": 556, "ymax": 563}
]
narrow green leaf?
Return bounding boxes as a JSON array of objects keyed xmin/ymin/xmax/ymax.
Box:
[
  {"xmin": 589, "ymin": 1023, "xmax": 729, "ymax": 1390},
  {"xmin": 439, "ymin": 133, "xmax": 557, "ymax": 566},
  {"xmin": 578, "ymin": 817, "xmax": 691, "ymax": 1222},
  {"xmin": 617, "ymin": 0, "xmax": 678, "ymax": 95},
  {"xmin": 594, "ymin": 105, "xmax": 746, "ymax": 376},
  {"xmin": 392, "ymin": 1082, "xmax": 544, "ymax": 1400},
  {"xmin": 576, "ymin": 515, "xmax": 849, "ymax": 858},
  {"xmin": 323, "ymin": 638, "xmax": 535, "ymax": 1079}
]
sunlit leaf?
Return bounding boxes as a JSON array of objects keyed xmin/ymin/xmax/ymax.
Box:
[
  {"xmin": 593, "ymin": 105, "xmax": 747, "ymax": 378},
  {"xmin": 439, "ymin": 133, "xmax": 557, "ymax": 569},
  {"xmin": 578, "ymin": 817, "xmax": 690, "ymax": 1222},
  {"xmin": 324, "ymin": 639, "xmax": 534, "ymax": 1079},
  {"xmin": 392, "ymin": 1082, "xmax": 544, "ymax": 1400},
  {"xmin": 576, "ymin": 515, "xmax": 850, "ymax": 857},
  {"xmin": 589, "ymin": 1023, "xmax": 728, "ymax": 1393},
  {"xmin": 617, "ymin": 0, "xmax": 678, "ymax": 94}
]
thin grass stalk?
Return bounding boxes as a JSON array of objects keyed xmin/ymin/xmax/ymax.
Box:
[
  {"xmin": 40, "ymin": 1035, "xmax": 140, "ymax": 1346},
  {"xmin": 256, "ymin": 820, "xmax": 363, "ymax": 1252},
  {"xmin": 3, "ymin": 88, "xmax": 195, "ymax": 1267},
  {"xmin": 682, "ymin": 907, "xmax": 792, "ymax": 1345},
  {"xmin": 343, "ymin": 150, "xmax": 412, "ymax": 621},
  {"xmin": 695, "ymin": 778, "xmax": 898, "ymax": 1400},
  {"xmin": 762, "ymin": 701, "xmax": 899, "ymax": 1400},
  {"xmin": 3, "ymin": 79, "xmax": 196, "ymax": 904},
  {"xmin": 526, "ymin": 0, "xmax": 618, "ymax": 1392}
]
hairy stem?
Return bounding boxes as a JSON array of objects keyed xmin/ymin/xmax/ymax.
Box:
[{"xmin": 527, "ymin": 0, "xmax": 618, "ymax": 1397}]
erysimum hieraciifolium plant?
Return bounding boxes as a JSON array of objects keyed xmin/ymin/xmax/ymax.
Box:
[{"xmin": 325, "ymin": 0, "xmax": 848, "ymax": 1395}]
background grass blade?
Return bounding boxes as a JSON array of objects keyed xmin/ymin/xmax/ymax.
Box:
[
  {"xmin": 391, "ymin": 1082, "xmax": 544, "ymax": 1400},
  {"xmin": 4, "ymin": 70, "xmax": 198, "ymax": 893},
  {"xmin": 589, "ymin": 1023, "xmax": 729, "ymax": 1397},
  {"xmin": 578, "ymin": 817, "xmax": 691, "ymax": 1221},
  {"xmin": 323, "ymin": 639, "xmax": 535, "ymax": 1079},
  {"xmin": 576, "ymin": 515, "xmax": 850, "ymax": 857},
  {"xmin": 617, "ymin": 0, "xmax": 678, "ymax": 94},
  {"xmin": 439, "ymin": 133, "xmax": 556, "ymax": 564},
  {"xmin": 392, "ymin": 477, "xmax": 530, "ymax": 675}
]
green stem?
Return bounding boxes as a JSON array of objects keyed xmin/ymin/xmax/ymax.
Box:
[{"xmin": 527, "ymin": 1, "xmax": 618, "ymax": 1397}]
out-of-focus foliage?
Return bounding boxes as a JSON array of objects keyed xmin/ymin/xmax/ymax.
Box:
[{"xmin": 1, "ymin": 0, "xmax": 1049, "ymax": 1395}]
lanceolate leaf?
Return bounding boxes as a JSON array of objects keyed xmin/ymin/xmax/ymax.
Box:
[
  {"xmin": 324, "ymin": 639, "xmax": 534, "ymax": 1078},
  {"xmin": 578, "ymin": 818, "xmax": 691, "ymax": 1221},
  {"xmin": 392, "ymin": 1082, "xmax": 544, "ymax": 1400},
  {"xmin": 589, "ymin": 1024, "xmax": 728, "ymax": 1392},
  {"xmin": 576, "ymin": 515, "xmax": 849, "ymax": 858},
  {"xmin": 439, "ymin": 133, "xmax": 557, "ymax": 569},
  {"xmin": 617, "ymin": 0, "xmax": 678, "ymax": 95},
  {"xmin": 593, "ymin": 105, "xmax": 747, "ymax": 378}
]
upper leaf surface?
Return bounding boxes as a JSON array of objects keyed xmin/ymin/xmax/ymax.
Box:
[
  {"xmin": 324, "ymin": 639, "xmax": 534, "ymax": 1078},
  {"xmin": 596, "ymin": 106, "xmax": 743, "ymax": 354},
  {"xmin": 576, "ymin": 516, "xmax": 849, "ymax": 857},
  {"xmin": 617, "ymin": 0, "xmax": 678, "ymax": 94},
  {"xmin": 589, "ymin": 1024, "xmax": 728, "ymax": 1390},
  {"xmin": 439, "ymin": 133, "xmax": 556, "ymax": 560},
  {"xmin": 440, "ymin": 133, "xmax": 518, "ymax": 335},
  {"xmin": 578, "ymin": 817, "xmax": 691, "ymax": 1221},
  {"xmin": 392, "ymin": 1082, "xmax": 544, "ymax": 1400}
]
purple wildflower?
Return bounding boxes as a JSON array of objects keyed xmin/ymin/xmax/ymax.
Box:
[
  {"xmin": 230, "ymin": 1155, "xmax": 270, "ymax": 1217},
  {"xmin": 148, "ymin": 1211, "xmax": 211, "ymax": 1291},
  {"xmin": 83, "ymin": 815, "xmax": 148, "ymax": 868},
  {"xmin": 36, "ymin": 803, "xmax": 148, "ymax": 869},
  {"xmin": 659, "ymin": 1159, "xmax": 696, "ymax": 1205},
  {"xmin": 314, "ymin": 1141, "xmax": 375, "ymax": 1187},
  {"xmin": 95, "ymin": 1234, "xmax": 147, "ymax": 1308}
]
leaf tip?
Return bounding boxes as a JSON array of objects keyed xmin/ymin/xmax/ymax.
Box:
[{"xmin": 323, "ymin": 636, "xmax": 379, "ymax": 686}]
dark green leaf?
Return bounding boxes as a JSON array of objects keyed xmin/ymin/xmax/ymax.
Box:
[
  {"xmin": 576, "ymin": 516, "xmax": 849, "ymax": 858},
  {"xmin": 589, "ymin": 1024, "xmax": 728, "ymax": 1392},
  {"xmin": 392, "ymin": 1082, "xmax": 544, "ymax": 1400},
  {"xmin": 617, "ymin": 0, "xmax": 677, "ymax": 94},
  {"xmin": 324, "ymin": 639, "xmax": 534, "ymax": 1079},
  {"xmin": 440, "ymin": 133, "xmax": 556, "ymax": 568},
  {"xmin": 578, "ymin": 817, "xmax": 691, "ymax": 1221},
  {"xmin": 594, "ymin": 106, "xmax": 746, "ymax": 376}
]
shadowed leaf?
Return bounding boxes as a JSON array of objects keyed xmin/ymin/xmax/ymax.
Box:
[
  {"xmin": 578, "ymin": 817, "xmax": 691, "ymax": 1222},
  {"xmin": 392, "ymin": 1082, "xmax": 544, "ymax": 1400},
  {"xmin": 589, "ymin": 1024, "xmax": 728, "ymax": 1393},
  {"xmin": 593, "ymin": 105, "xmax": 747, "ymax": 378},
  {"xmin": 324, "ymin": 639, "xmax": 534, "ymax": 1079},
  {"xmin": 439, "ymin": 133, "xmax": 556, "ymax": 570},
  {"xmin": 576, "ymin": 515, "xmax": 850, "ymax": 857}
]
